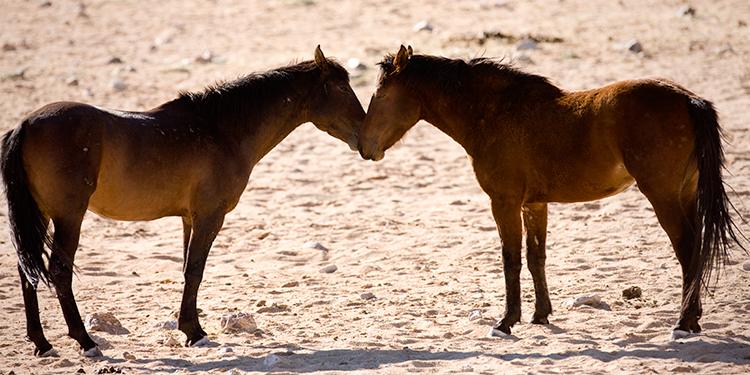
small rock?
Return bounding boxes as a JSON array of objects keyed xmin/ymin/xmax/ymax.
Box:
[
  {"xmin": 6, "ymin": 67, "xmax": 28, "ymax": 80},
  {"xmin": 347, "ymin": 58, "xmax": 366, "ymax": 70},
  {"xmin": 220, "ymin": 313, "xmax": 257, "ymax": 333},
  {"xmin": 109, "ymin": 78, "xmax": 126, "ymax": 92},
  {"xmin": 468, "ymin": 310, "xmax": 482, "ymax": 321},
  {"xmin": 461, "ymin": 364, "xmax": 474, "ymax": 372},
  {"xmin": 622, "ymin": 286, "xmax": 642, "ymax": 300},
  {"xmin": 742, "ymin": 262, "xmax": 750, "ymax": 271},
  {"xmin": 717, "ymin": 45, "xmax": 734, "ymax": 56},
  {"xmin": 196, "ymin": 49, "xmax": 214, "ymax": 63},
  {"xmin": 66, "ymin": 76, "xmax": 79, "ymax": 86},
  {"xmin": 622, "ymin": 39, "xmax": 642, "ymax": 53},
  {"xmin": 675, "ymin": 5, "xmax": 695, "ymax": 17},
  {"xmin": 282, "ymin": 281, "xmax": 298, "ymax": 288},
  {"xmin": 39, "ymin": 1, "xmax": 52, "ymax": 7},
  {"xmin": 106, "ymin": 56, "xmax": 123, "ymax": 64},
  {"xmin": 264, "ymin": 353, "xmax": 285, "ymax": 367},
  {"xmin": 361, "ymin": 292, "xmax": 376, "ymax": 300},
  {"xmin": 320, "ymin": 264, "xmax": 338, "ymax": 273},
  {"xmin": 2, "ymin": 42, "xmax": 17, "ymax": 51},
  {"xmin": 512, "ymin": 52, "xmax": 534, "ymax": 64},
  {"xmin": 82, "ymin": 88, "xmax": 94, "ymax": 98},
  {"xmin": 84, "ymin": 312, "xmax": 129, "ymax": 334},
  {"xmin": 563, "ymin": 294, "xmax": 602, "ymax": 308},
  {"xmin": 303, "ymin": 241, "xmax": 327, "ymax": 251},
  {"xmin": 413, "ymin": 20, "xmax": 433, "ymax": 33},
  {"xmin": 217, "ymin": 347, "xmax": 234, "ymax": 356},
  {"xmin": 122, "ymin": 351, "xmax": 136, "ymax": 360},
  {"xmin": 515, "ymin": 38, "xmax": 539, "ymax": 51},
  {"xmin": 158, "ymin": 334, "xmax": 181, "ymax": 347},
  {"xmin": 147, "ymin": 320, "xmax": 178, "ymax": 332}
]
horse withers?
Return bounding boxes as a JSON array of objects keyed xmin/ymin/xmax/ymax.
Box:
[
  {"xmin": 1, "ymin": 46, "xmax": 365, "ymax": 357},
  {"xmin": 358, "ymin": 45, "xmax": 745, "ymax": 339}
]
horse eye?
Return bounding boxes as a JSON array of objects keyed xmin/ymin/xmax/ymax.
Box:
[{"xmin": 338, "ymin": 85, "xmax": 349, "ymax": 93}]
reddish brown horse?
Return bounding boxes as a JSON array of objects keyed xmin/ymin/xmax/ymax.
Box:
[
  {"xmin": 2, "ymin": 46, "xmax": 365, "ymax": 357},
  {"xmin": 358, "ymin": 45, "xmax": 744, "ymax": 339}
]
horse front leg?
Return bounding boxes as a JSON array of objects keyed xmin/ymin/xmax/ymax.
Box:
[
  {"xmin": 523, "ymin": 203, "xmax": 552, "ymax": 325},
  {"xmin": 489, "ymin": 197, "xmax": 524, "ymax": 336},
  {"xmin": 19, "ymin": 264, "xmax": 54, "ymax": 356},
  {"xmin": 178, "ymin": 209, "xmax": 225, "ymax": 346}
]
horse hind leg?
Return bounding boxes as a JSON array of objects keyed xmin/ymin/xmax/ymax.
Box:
[
  {"xmin": 523, "ymin": 203, "xmax": 552, "ymax": 325},
  {"xmin": 636, "ymin": 180, "xmax": 701, "ymax": 337},
  {"xmin": 49, "ymin": 214, "xmax": 100, "ymax": 356},
  {"xmin": 19, "ymin": 264, "xmax": 55, "ymax": 356}
]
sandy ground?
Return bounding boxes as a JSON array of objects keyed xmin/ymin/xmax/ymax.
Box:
[{"xmin": 1, "ymin": 0, "xmax": 750, "ymax": 374}]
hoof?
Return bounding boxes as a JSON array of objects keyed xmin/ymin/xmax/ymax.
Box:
[
  {"xmin": 670, "ymin": 329, "xmax": 691, "ymax": 341},
  {"xmin": 190, "ymin": 336, "xmax": 211, "ymax": 347},
  {"xmin": 36, "ymin": 348, "xmax": 58, "ymax": 357},
  {"xmin": 83, "ymin": 346, "xmax": 103, "ymax": 357},
  {"xmin": 487, "ymin": 327, "xmax": 510, "ymax": 338}
]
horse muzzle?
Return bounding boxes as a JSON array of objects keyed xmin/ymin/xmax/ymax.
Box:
[{"xmin": 358, "ymin": 144, "xmax": 384, "ymax": 161}]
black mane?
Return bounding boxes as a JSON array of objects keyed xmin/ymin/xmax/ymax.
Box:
[
  {"xmin": 378, "ymin": 53, "xmax": 560, "ymax": 97},
  {"xmin": 176, "ymin": 59, "xmax": 349, "ymax": 127}
]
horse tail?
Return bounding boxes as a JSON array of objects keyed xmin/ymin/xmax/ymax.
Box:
[
  {"xmin": 687, "ymin": 96, "xmax": 746, "ymax": 304},
  {"xmin": 1, "ymin": 123, "xmax": 55, "ymax": 288}
]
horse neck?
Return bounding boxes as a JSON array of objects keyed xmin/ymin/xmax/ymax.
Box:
[
  {"xmin": 418, "ymin": 74, "xmax": 561, "ymax": 159},
  {"xmin": 217, "ymin": 79, "xmax": 316, "ymax": 166},
  {"xmin": 418, "ymin": 86, "xmax": 482, "ymax": 155}
]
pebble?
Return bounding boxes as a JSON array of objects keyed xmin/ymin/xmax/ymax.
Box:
[
  {"xmin": 515, "ymin": 38, "xmax": 539, "ymax": 51},
  {"xmin": 461, "ymin": 364, "xmax": 474, "ymax": 372},
  {"xmin": 562, "ymin": 294, "xmax": 602, "ymax": 308},
  {"xmin": 84, "ymin": 312, "xmax": 129, "ymax": 334},
  {"xmin": 217, "ymin": 347, "xmax": 234, "ymax": 356},
  {"xmin": 320, "ymin": 264, "xmax": 338, "ymax": 273},
  {"xmin": 2, "ymin": 42, "xmax": 16, "ymax": 51},
  {"xmin": 109, "ymin": 78, "xmax": 126, "ymax": 92},
  {"xmin": 106, "ymin": 56, "xmax": 123, "ymax": 64},
  {"xmin": 66, "ymin": 76, "xmax": 79, "ymax": 86},
  {"xmin": 512, "ymin": 52, "xmax": 534, "ymax": 64},
  {"xmin": 361, "ymin": 292, "xmax": 376, "ymax": 300},
  {"xmin": 122, "ymin": 351, "xmax": 136, "ymax": 360},
  {"xmin": 264, "ymin": 353, "xmax": 285, "ymax": 367},
  {"xmin": 303, "ymin": 241, "xmax": 327, "ymax": 251},
  {"xmin": 675, "ymin": 5, "xmax": 695, "ymax": 17},
  {"xmin": 158, "ymin": 334, "xmax": 181, "ymax": 347},
  {"xmin": 82, "ymin": 88, "xmax": 94, "ymax": 98},
  {"xmin": 468, "ymin": 310, "xmax": 482, "ymax": 321},
  {"xmin": 220, "ymin": 313, "xmax": 257, "ymax": 333},
  {"xmin": 147, "ymin": 320, "xmax": 178, "ymax": 332},
  {"xmin": 347, "ymin": 58, "xmax": 366, "ymax": 70},
  {"xmin": 621, "ymin": 38, "xmax": 642, "ymax": 53},
  {"xmin": 413, "ymin": 20, "xmax": 433, "ymax": 33},
  {"xmin": 622, "ymin": 286, "xmax": 642, "ymax": 300},
  {"xmin": 742, "ymin": 262, "xmax": 750, "ymax": 271}
]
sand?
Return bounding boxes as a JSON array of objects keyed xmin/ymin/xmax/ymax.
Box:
[{"xmin": 1, "ymin": 0, "xmax": 749, "ymax": 374}]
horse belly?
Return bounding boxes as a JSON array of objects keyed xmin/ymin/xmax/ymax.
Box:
[
  {"xmin": 87, "ymin": 178, "xmax": 189, "ymax": 221},
  {"xmin": 546, "ymin": 163, "xmax": 635, "ymax": 203}
]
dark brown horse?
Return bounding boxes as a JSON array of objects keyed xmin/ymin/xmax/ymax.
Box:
[
  {"xmin": 2, "ymin": 46, "xmax": 365, "ymax": 357},
  {"xmin": 358, "ymin": 45, "xmax": 745, "ymax": 339}
]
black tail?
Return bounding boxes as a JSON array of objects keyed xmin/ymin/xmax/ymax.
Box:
[
  {"xmin": 688, "ymin": 96, "xmax": 746, "ymax": 304},
  {"xmin": 1, "ymin": 124, "xmax": 55, "ymax": 288}
]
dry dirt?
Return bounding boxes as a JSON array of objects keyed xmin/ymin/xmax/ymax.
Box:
[{"xmin": 1, "ymin": 0, "xmax": 750, "ymax": 374}]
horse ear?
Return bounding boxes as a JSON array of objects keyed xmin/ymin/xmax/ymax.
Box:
[
  {"xmin": 393, "ymin": 45, "xmax": 410, "ymax": 74},
  {"xmin": 407, "ymin": 45, "xmax": 413, "ymax": 57},
  {"xmin": 314, "ymin": 45, "xmax": 331, "ymax": 74}
]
